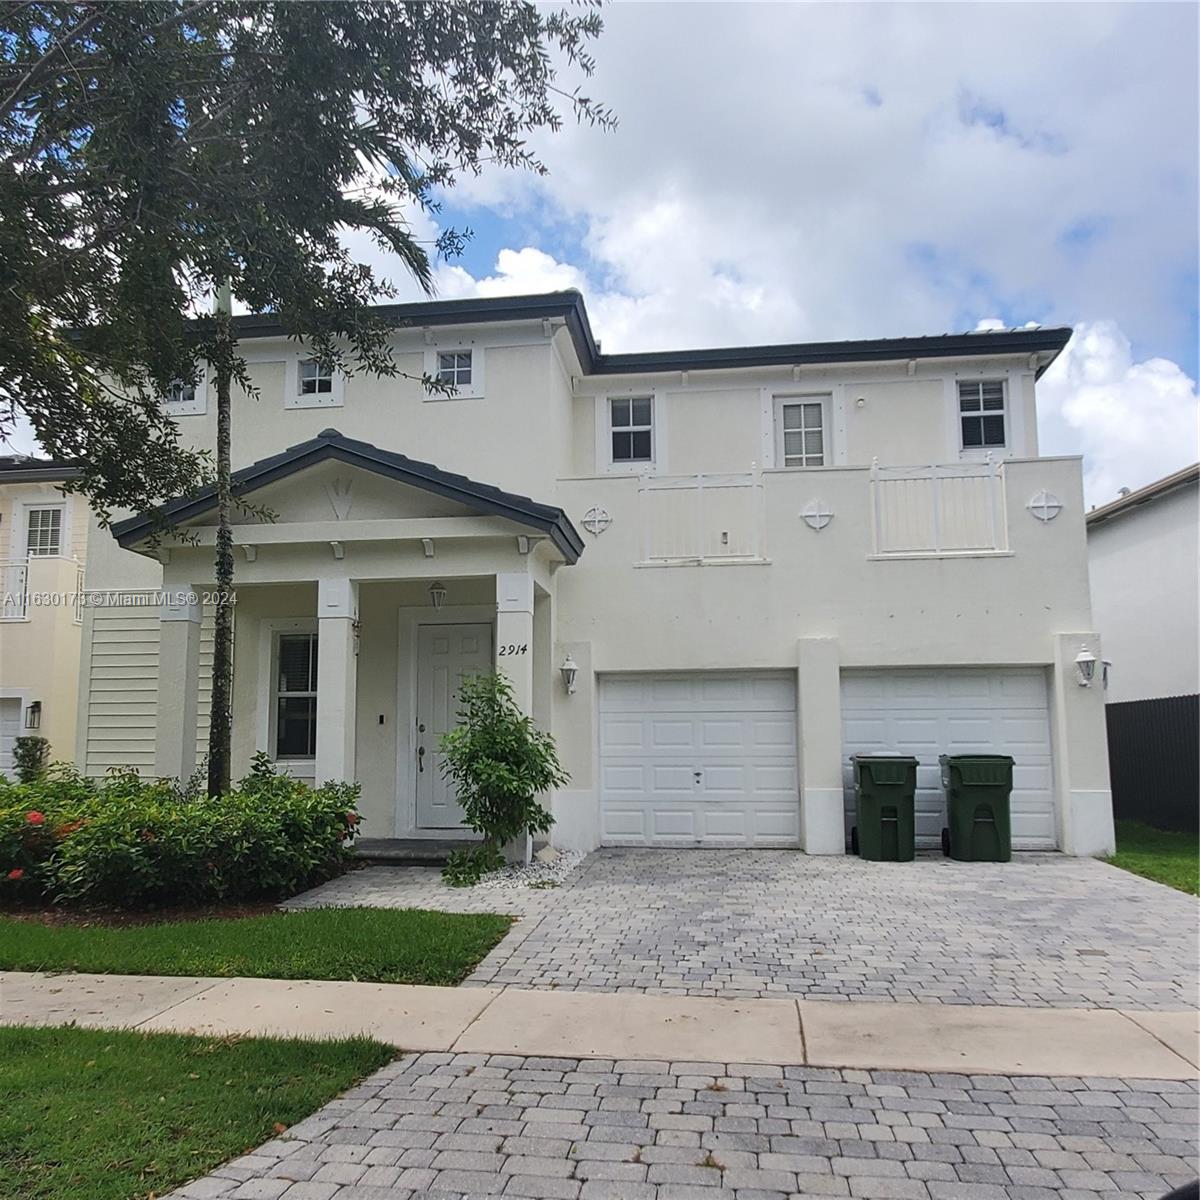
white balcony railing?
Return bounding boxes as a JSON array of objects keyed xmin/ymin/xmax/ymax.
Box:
[
  {"xmin": 640, "ymin": 471, "xmax": 766, "ymax": 563},
  {"xmin": 0, "ymin": 559, "xmax": 29, "ymax": 620},
  {"xmin": 871, "ymin": 458, "xmax": 1008, "ymax": 556}
]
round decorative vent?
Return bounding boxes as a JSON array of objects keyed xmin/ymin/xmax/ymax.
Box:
[
  {"xmin": 1027, "ymin": 491, "xmax": 1063, "ymax": 522},
  {"xmin": 581, "ymin": 506, "xmax": 612, "ymax": 536},
  {"xmin": 801, "ymin": 500, "xmax": 834, "ymax": 531}
]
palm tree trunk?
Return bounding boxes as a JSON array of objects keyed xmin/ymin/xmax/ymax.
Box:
[{"xmin": 206, "ymin": 280, "xmax": 234, "ymax": 797}]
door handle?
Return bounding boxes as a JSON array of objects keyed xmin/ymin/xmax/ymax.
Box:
[
  {"xmin": 418, "ymin": 746, "xmax": 425, "ymax": 773},
  {"xmin": 693, "ymin": 770, "xmax": 702, "ymax": 784}
]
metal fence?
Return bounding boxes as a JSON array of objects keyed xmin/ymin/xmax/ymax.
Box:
[{"xmin": 1106, "ymin": 694, "xmax": 1199, "ymax": 833}]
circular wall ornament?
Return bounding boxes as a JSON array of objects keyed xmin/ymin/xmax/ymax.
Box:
[
  {"xmin": 581, "ymin": 506, "xmax": 612, "ymax": 536},
  {"xmin": 1027, "ymin": 491, "xmax": 1063, "ymax": 522},
  {"xmin": 801, "ymin": 500, "xmax": 834, "ymax": 531}
]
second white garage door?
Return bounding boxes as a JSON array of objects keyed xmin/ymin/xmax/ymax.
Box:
[
  {"xmin": 599, "ymin": 672, "xmax": 799, "ymax": 847},
  {"xmin": 841, "ymin": 668, "xmax": 1057, "ymax": 850}
]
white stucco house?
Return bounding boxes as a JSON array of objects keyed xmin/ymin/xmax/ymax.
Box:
[
  {"xmin": 1086, "ymin": 463, "xmax": 1199, "ymax": 707},
  {"xmin": 76, "ymin": 291, "xmax": 1115, "ymax": 855}
]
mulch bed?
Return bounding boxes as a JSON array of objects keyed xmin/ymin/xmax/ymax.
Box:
[{"xmin": 0, "ymin": 900, "xmax": 280, "ymax": 928}]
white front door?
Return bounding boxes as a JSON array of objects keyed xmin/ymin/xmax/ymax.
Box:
[
  {"xmin": 415, "ymin": 623, "xmax": 493, "ymax": 830},
  {"xmin": 0, "ymin": 698, "xmax": 20, "ymax": 777},
  {"xmin": 840, "ymin": 668, "xmax": 1056, "ymax": 849},
  {"xmin": 598, "ymin": 671, "xmax": 800, "ymax": 847}
]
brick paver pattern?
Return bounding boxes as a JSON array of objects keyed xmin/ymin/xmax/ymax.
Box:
[
  {"xmin": 166, "ymin": 1051, "xmax": 1200, "ymax": 1200},
  {"xmin": 288, "ymin": 850, "xmax": 1199, "ymax": 1009}
]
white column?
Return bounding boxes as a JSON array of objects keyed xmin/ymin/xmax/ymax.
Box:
[
  {"xmin": 1051, "ymin": 632, "xmax": 1115, "ymax": 856},
  {"xmin": 496, "ymin": 571, "xmax": 535, "ymax": 863},
  {"xmin": 315, "ymin": 577, "xmax": 358, "ymax": 786},
  {"xmin": 155, "ymin": 591, "xmax": 202, "ymax": 780},
  {"xmin": 797, "ymin": 636, "xmax": 846, "ymax": 854}
]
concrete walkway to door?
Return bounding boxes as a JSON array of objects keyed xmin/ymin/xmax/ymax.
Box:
[{"xmin": 287, "ymin": 849, "xmax": 1200, "ymax": 1010}]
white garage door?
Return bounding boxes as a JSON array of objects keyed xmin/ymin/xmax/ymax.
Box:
[
  {"xmin": 599, "ymin": 672, "xmax": 799, "ymax": 847},
  {"xmin": 841, "ymin": 668, "xmax": 1056, "ymax": 850},
  {"xmin": 0, "ymin": 698, "xmax": 20, "ymax": 778}
]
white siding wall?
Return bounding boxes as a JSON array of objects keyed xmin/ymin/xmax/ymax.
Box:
[{"xmin": 83, "ymin": 604, "xmax": 159, "ymax": 774}]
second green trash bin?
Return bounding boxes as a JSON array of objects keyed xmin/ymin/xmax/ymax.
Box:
[
  {"xmin": 850, "ymin": 754, "xmax": 918, "ymax": 861},
  {"xmin": 939, "ymin": 754, "xmax": 1014, "ymax": 862}
]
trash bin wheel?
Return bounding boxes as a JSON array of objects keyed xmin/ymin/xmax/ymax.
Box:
[
  {"xmin": 941, "ymin": 827, "xmax": 951, "ymax": 856},
  {"xmin": 850, "ymin": 826, "xmax": 859, "ymax": 855}
]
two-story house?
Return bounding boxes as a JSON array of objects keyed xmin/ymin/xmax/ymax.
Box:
[
  {"xmin": 75, "ymin": 291, "xmax": 1115, "ymax": 855},
  {"xmin": 0, "ymin": 456, "xmax": 89, "ymax": 773}
]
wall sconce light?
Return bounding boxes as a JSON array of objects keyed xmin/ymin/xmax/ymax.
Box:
[
  {"xmin": 560, "ymin": 654, "xmax": 578, "ymax": 695},
  {"xmin": 24, "ymin": 701, "xmax": 41, "ymax": 729},
  {"xmin": 1074, "ymin": 647, "xmax": 1097, "ymax": 687},
  {"xmin": 428, "ymin": 581, "xmax": 447, "ymax": 610}
]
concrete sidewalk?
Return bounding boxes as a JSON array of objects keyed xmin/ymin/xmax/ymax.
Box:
[{"xmin": 2, "ymin": 970, "xmax": 1197, "ymax": 1080}]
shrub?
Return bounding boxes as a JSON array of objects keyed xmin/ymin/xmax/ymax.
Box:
[
  {"xmin": 0, "ymin": 755, "xmax": 361, "ymax": 909},
  {"xmin": 11, "ymin": 736, "xmax": 50, "ymax": 783},
  {"xmin": 439, "ymin": 673, "xmax": 567, "ymax": 885}
]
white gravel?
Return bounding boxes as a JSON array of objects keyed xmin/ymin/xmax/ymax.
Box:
[{"xmin": 473, "ymin": 849, "xmax": 584, "ymax": 891}]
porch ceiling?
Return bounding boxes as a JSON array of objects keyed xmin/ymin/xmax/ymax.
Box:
[{"xmin": 111, "ymin": 428, "xmax": 583, "ymax": 563}]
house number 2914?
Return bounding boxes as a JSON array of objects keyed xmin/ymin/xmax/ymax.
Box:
[{"xmin": 497, "ymin": 643, "xmax": 528, "ymax": 657}]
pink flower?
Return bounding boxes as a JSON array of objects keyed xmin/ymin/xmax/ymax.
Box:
[
  {"xmin": 25, "ymin": 811, "xmax": 45, "ymax": 826},
  {"xmin": 6, "ymin": 868, "xmax": 24, "ymax": 881}
]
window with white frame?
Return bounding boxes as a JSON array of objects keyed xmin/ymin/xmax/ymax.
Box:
[
  {"xmin": 958, "ymin": 379, "xmax": 1006, "ymax": 449},
  {"xmin": 274, "ymin": 632, "xmax": 318, "ymax": 758},
  {"xmin": 160, "ymin": 378, "xmax": 206, "ymax": 417},
  {"xmin": 298, "ymin": 358, "xmax": 334, "ymax": 396},
  {"xmin": 25, "ymin": 507, "xmax": 63, "ymax": 557},
  {"xmin": 775, "ymin": 397, "xmax": 827, "ymax": 467},
  {"xmin": 436, "ymin": 350, "xmax": 473, "ymax": 389},
  {"xmin": 610, "ymin": 396, "xmax": 654, "ymax": 464}
]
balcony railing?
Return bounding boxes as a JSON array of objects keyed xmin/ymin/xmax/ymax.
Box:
[
  {"xmin": 0, "ymin": 559, "xmax": 28, "ymax": 620},
  {"xmin": 871, "ymin": 458, "xmax": 1008, "ymax": 556},
  {"xmin": 640, "ymin": 471, "xmax": 766, "ymax": 564}
]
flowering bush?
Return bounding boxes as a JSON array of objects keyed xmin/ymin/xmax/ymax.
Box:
[{"xmin": 0, "ymin": 755, "xmax": 361, "ymax": 908}]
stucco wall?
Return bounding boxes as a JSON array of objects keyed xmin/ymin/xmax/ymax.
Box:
[{"xmin": 1088, "ymin": 482, "xmax": 1200, "ymax": 703}]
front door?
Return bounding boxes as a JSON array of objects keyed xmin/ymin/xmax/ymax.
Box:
[{"xmin": 415, "ymin": 623, "xmax": 493, "ymax": 829}]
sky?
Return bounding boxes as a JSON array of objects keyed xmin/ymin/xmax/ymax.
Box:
[{"xmin": 11, "ymin": 2, "xmax": 1197, "ymax": 505}]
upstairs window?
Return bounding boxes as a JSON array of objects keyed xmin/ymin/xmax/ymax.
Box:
[
  {"xmin": 959, "ymin": 380, "xmax": 1006, "ymax": 448},
  {"xmin": 436, "ymin": 350, "xmax": 473, "ymax": 389},
  {"xmin": 298, "ymin": 358, "xmax": 334, "ymax": 396},
  {"xmin": 275, "ymin": 632, "xmax": 318, "ymax": 758},
  {"xmin": 26, "ymin": 507, "xmax": 63, "ymax": 557},
  {"xmin": 161, "ymin": 376, "xmax": 205, "ymax": 416},
  {"xmin": 610, "ymin": 396, "xmax": 654, "ymax": 463},
  {"xmin": 778, "ymin": 400, "xmax": 826, "ymax": 467}
]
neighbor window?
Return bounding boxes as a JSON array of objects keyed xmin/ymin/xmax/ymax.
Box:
[
  {"xmin": 778, "ymin": 401, "xmax": 825, "ymax": 467},
  {"xmin": 436, "ymin": 350, "xmax": 473, "ymax": 388},
  {"xmin": 275, "ymin": 632, "xmax": 318, "ymax": 758},
  {"xmin": 165, "ymin": 381, "xmax": 194, "ymax": 407},
  {"xmin": 298, "ymin": 358, "xmax": 334, "ymax": 396},
  {"xmin": 610, "ymin": 396, "xmax": 653, "ymax": 463},
  {"xmin": 25, "ymin": 507, "xmax": 63, "ymax": 557},
  {"xmin": 958, "ymin": 379, "xmax": 1006, "ymax": 448}
]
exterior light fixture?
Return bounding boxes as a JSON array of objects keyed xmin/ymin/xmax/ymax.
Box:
[
  {"xmin": 560, "ymin": 654, "xmax": 578, "ymax": 695},
  {"xmin": 428, "ymin": 581, "xmax": 447, "ymax": 610},
  {"xmin": 1073, "ymin": 647, "xmax": 1097, "ymax": 688},
  {"xmin": 24, "ymin": 700, "xmax": 41, "ymax": 729}
]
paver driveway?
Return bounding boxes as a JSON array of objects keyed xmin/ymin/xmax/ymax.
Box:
[
  {"xmin": 289, "ymin": 850, "xmax": 1199, "ymax": 1010},
  {"xmin": 168, "ymin": 1052, "xmax": 1200, "ymax": 1200}
]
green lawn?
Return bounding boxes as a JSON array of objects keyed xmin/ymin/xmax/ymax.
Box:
[
  {"xmin": 0, "ymin": 1025, "xmax": 393, "ymax": 1200},
  {"xmin": 0, "ymin": 906, "xmax": 512, "ymax": 985},
  {"xmin": 1105, "ymin": 820, "xmax": 1199, "ymax": 895}
]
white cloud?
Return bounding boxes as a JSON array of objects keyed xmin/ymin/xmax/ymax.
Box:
[{"xmin": 1038, "ymin": 321, "xmax": 1199, "ymax": 505}]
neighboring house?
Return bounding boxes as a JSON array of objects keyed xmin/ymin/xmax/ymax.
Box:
[
  {"xmin": 0, "ymin": 457, "xmax": 88, "ymax": 774},
  {"xmin": 1087, "ymin": 464, "xmax": 1200, "ymax": 832},
  {"xmin": 75, "ymin": 291, "xmax": 1115, "ymax": 855}
]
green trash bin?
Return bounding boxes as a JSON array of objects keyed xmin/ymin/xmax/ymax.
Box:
[
  {"xmin": 850, "ymin": 754, "xmax": 918, "ymax": 862},
  {"xmin": 939, "ymin": 755, "xmax": 1014, "ymax": 862}
]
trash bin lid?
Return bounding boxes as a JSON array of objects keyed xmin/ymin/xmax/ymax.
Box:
[
  {"xmin": 943, "ymin": 755, "xmax": 1014, "ymax": 785},
  {"xmin": 851, "ymin": 754, "xmax": 919, "ymax": 785}
]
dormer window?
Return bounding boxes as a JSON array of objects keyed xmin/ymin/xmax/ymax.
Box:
[
  {"xmin": 299, "ymin": 358, "xmax": 334, "ymax": 396},
  {"xmin": 437, "ymin": 350, "xmax": 473, "ymax": 389}
]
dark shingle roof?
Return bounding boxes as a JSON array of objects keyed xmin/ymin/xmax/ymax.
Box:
[{"xmin": 110, "ymin": 428, "xmax": 584, "ymax": 562}]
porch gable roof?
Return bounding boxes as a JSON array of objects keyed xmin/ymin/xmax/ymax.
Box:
[{"xmin": 111, "ymin": 428, "xmax": 584, "ymax": 563}]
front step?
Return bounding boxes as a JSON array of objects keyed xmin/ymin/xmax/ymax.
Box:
[{"xmin": 353, "ymin": 837, "xmax": 479, "ymax": 867}]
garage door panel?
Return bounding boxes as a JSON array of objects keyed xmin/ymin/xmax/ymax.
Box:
[
  {"xmin": 841, "ymin": 668, "xmax": 1056, "ymax": 850},
  {"xmin": 0, "ymin": 697, "xmax": 20, "ymax": 776},
  {"xmin": 599, "ymin": 672, "xmax": 799, "ymax": 847}
]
